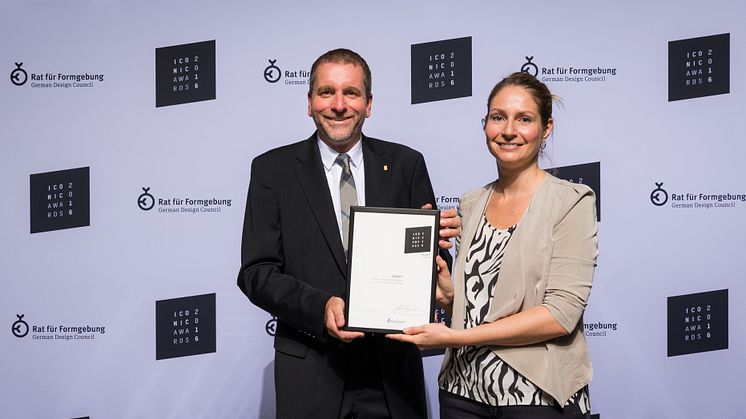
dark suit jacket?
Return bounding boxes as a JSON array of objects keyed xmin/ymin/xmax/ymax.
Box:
[{"xmin": 238, "ymin": 133, "xmax": 445, "ymax": 419}]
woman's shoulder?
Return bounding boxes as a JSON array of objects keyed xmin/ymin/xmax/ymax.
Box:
[
  {"xmin": 539, "ymin": 173, "xmax": 597, "ymax": 221},
  {"xmin": 460, "ymin": 182, "xmax": 494, "ymax": 206},
  {"xmin": 542, "ymin": 172, "xmax": 595, "ymax": 200},
  {"xmin": 458, "ymin": 181, "xmax": 494, "ymax": 218},
  {"xmin": 461, "ymin": 182, "xmax": 493, "ymax": 201}
]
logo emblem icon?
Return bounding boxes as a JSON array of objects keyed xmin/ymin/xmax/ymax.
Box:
[
  {"xmin": 155, "ymin": 40, "xmax": 216, "ymax": 107},
  {"xmin": 12, "ymin": 314, "xmax": 29, "ymax": 338},
  {"xmin": 404, "ymin": 226, "xmax": 432, "ymax": 254},
  {"xmin": 650, "ymin": 182, "xmax": 668, "ymax": 206},
  {"xmin": 138, "ymin": 187, "xmax": 155, "ymax": 211},
  {"xmin": 521, "ymin": 56, "xmax": 538, "ymax": 77},
  {"xmin": 264, "ymin": 59, "xmax": 281, "ymax": 83},
  {"xmin": 410, "ymin": 37, "xmax": 473, "ymax": 104},
  {"xmin": 155, "ymin": 293, "xmax": 216, "ymax": 360},
  {"xmin": 668, "ymin": 33, "xmax": 730, "ymax": 102},
  {"xmin": 30, "ymin": 167, "xmax": 91, "ymax": 233},
  {"xmin": 10, "ymin": 62, "xmax": 28, "ymax": 86},
  {"xmin": 265, "ymin": 316, "xmax": 277, "ymax": 336}
]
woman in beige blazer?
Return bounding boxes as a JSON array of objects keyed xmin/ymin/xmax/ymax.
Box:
[{"xmin": 388, "ymin": 72, "xmax": 598, "ymax": 419}]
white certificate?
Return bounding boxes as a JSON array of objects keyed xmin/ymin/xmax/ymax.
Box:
[{"xmin": 344, "ymin": 206, "xmax": 439, "ymax": 333}]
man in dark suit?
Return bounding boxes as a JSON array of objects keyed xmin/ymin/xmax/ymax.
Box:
[{"xmin": 238, "ymin": 48, "xmax": 457, "ymax": 419}]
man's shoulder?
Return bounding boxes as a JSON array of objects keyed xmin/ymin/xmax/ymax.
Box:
[
  {"xmin": 253, "ymin": 137, "xmax": 312, "ymax": 164},
  {"xmin": 364, "ymin": 136, "xmax": 423, "ymax": 159}
]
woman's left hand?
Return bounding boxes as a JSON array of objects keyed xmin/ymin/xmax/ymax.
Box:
[{"xmin": 385, "ymin": 322, "xmax": 458, "ymax": 350}]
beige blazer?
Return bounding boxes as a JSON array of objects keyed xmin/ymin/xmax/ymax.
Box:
[{"xmin": 446, "ymin": 173, "xmax": 598, "ymax": 405}]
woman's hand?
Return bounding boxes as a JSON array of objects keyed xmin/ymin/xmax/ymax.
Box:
[{"xmin": 385, "ymin": 322, "xmax": 458, "ymax": 350}]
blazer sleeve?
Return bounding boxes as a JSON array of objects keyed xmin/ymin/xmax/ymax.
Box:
[
  {"xmin": 542, "ymin": 186, "xmax": 599, "ymax": 333},
  {"xmin": 236, "ymin": 156, "xmax": 331, "ymax": 341}
]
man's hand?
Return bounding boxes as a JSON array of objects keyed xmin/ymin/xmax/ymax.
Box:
[
  {"xmin": 324, "ymin": 296, "xmax": 364, "ymax": 343},
  {"xmin": 434, "ymin": 255, "xmax": 454, "ymax": 312},
  {"xmin": 422, "ymin": 204, "xmax": 460, "ymax": 250}
]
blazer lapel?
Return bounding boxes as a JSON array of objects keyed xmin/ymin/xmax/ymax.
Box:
[
  {"xmin": 293, "ymin": 135, "xmax": 347, "ymax": 275},
  {"xmin": 362, "ymin": 136, "xmax": 392, "ymax": 207}
]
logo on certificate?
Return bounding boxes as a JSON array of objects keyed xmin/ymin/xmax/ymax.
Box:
[{"xmin": 404, "ymin": 226, "xmax": 432, "ymax": 254}]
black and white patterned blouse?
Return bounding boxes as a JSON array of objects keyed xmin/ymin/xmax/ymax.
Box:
[{"xmin": 439, "ymin": 215, "xmax": 589, "ymax": 413}]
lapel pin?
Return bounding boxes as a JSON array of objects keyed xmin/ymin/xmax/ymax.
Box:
[{"xmin": 383, "ymin": 164, "xmax": 388, "ymax": 171}]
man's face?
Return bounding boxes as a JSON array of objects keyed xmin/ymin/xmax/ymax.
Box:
[{"xmin": 308, "ymin": 62, "xmax": 372, "ymax": 153}]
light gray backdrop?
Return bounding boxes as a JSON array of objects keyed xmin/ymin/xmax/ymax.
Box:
[{"xmin": 1, "ymin": 0, "xmax": 743, "ymax": 418}]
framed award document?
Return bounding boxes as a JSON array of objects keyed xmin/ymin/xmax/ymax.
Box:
[{"xmin": 344, "ymin": 206, "xmax": 439, "ymax": 333}]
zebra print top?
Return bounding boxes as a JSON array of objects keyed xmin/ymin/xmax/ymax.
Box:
[{"xmin": 439, "ymin": 215, "xmax": 589, "ymax": 413}]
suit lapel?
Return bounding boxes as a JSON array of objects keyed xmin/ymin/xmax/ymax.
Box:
[
  {"xmin": 362, "ymin": 136, "xmax": 392, "ymax": 207},
  {"xmin": 293, "ymin": 135, "xmax": 347, "ymax": 275}
]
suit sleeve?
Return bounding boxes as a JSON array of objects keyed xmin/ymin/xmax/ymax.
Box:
[
  {"xmin": 542, "ymin": 187, "xmax": 598, "ymax": 333},
  {"xmin": 237, "ymin": 157, "xmax": 331, "ymax": 340},
  {"xmin": 408, "ymin": 152, "xmax": 454, "ymax": 267}
]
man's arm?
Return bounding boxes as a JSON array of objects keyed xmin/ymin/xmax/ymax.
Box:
[{"xmin": 237, "ymin": 157, "xmax": 332, "ymax": 341}]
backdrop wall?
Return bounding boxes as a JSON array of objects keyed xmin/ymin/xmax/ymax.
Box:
[{"xmin": 1, "ymin": 1, "xmax": 743, "ymax": 418}]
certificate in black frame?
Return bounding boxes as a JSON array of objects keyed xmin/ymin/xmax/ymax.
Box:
[{"xmin": 344, "ymin": 206, "xmax": 439, "ymax": 334}]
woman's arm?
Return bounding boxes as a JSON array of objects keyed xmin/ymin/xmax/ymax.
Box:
[
  {"xmin": 386, "ymin": 305, "xmax": 567, "ymax": 350},
  {"xmin": 388, "ymin": 188, "xmax": 598, "ymax": 350}
]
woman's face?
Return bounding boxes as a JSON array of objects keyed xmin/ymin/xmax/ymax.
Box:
[{"xmin": 484, "ymin": 85, "xmax": 553, "ymax": 170}]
